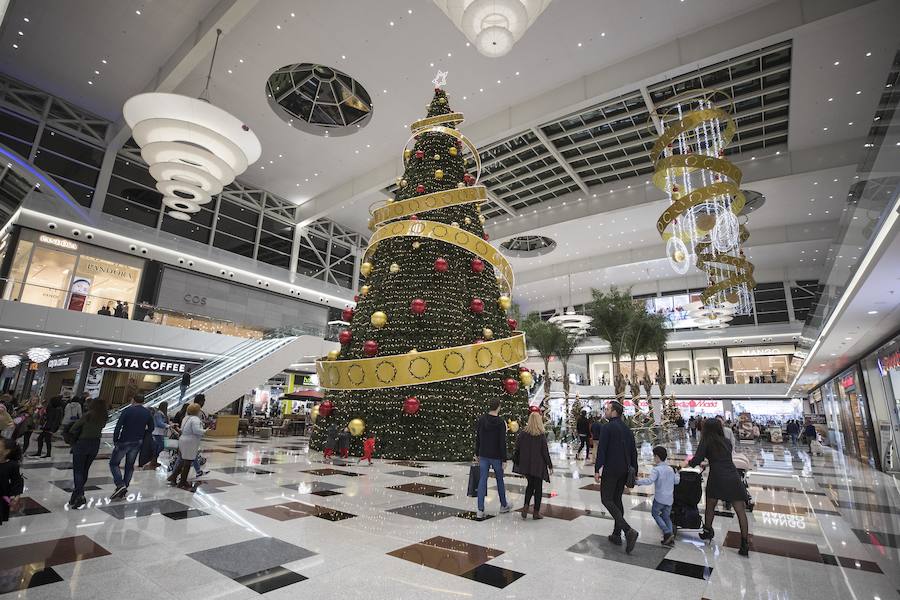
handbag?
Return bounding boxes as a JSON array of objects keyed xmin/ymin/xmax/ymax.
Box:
[{"xmin": 466, "ymin": 463, "xmax": 480, "ymax": 497}]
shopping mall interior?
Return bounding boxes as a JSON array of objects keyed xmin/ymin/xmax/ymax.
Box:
[{"xmin": 0, "ymin": 0, "xmax": 898, "ymax": 598}]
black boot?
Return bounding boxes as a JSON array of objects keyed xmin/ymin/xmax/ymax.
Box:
[
  {"xmin": 739, "ymin": 536, "xmax": 750, "ymax": 556},
  {"xmin": 699, "ymin": 525, "xmax": 715, "ymax": 542}
]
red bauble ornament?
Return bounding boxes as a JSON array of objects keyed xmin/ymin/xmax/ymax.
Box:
[
  {"xmin": 434, "ymin": 257, "xmax": 449, "ymax": 272},
  {"xmin": 410, "ymin": 298, "xmax": 426, "ymax": 315},
  {"xmin": 470, "ymin": 258, "xmax": 485, "ymax": 273},
  {"xmin": 341, "ymin": 307, "xmax": 354, "ymax": 321},
  {"xmin": 463, "ymin": 174, "xmax": 474, "ymax": 185},
  {"xmin": 319, "ymin": 400, "xmax": 334, "ymax": 417},
  {"xmin": 503, "ymin": 378, "xmax": 519, "ymax": 394},
  {"xmin": 409, "ymin": 214, "xmax": 419, "ymax": 221},
  {"xmin": 470, "ymin": 298, "xmax": 485, "ymax": 313},
  {"xmin": 455, "ymin": 139, "xmax": 462, "ymax": 148},
  {"xmin": 507, "ymin": 318, "xmax": 518, "ymax": 330},
  {"xmin": 415, "ymin": 150, "xmax": 424, "ymax": 159},
  {"xmin": 482, "ymin": 233, "xmax": 490, "ymax": 241},
  {"xmin": 338, "ymin": 330, "xmax": 352, "ymax": 345},
  {"xmin": 403, "ymin": 396, "xmax": 420, "ymax": 415},
  {"xmin": 519, "ymin": 366, "xmax": 529, "ymax": 373},
  {"xmin": 416, "ymin": 184, "xmax": 425, "ymax": 193},
  {"xmin": 363, "ymin": 340, "xmax": 379, "ymax": 357},
  {"xmin": 528, "ymin": 405, "xmax": 542, "ymax": 413}
]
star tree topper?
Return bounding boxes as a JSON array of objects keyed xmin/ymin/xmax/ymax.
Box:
[{"xmin": 432, "ymin": 70, "xmax": 449, "ymax": 88}]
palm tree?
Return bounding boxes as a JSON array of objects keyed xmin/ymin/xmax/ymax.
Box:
[
  {"xmin": 521, "ymin": 313, "xmax": 565, "ymax": 403},
  {"xmin": 585, "ymin": 288, "xmax": 640, "ymax": 400},
  {"xmin": 556, "ymin": 330, "xmax": 582, "ymax": 423}
]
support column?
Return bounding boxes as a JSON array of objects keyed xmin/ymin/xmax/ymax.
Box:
[{"xmin": 289, "ymin": 222, "xmax": 303, "ymax": 275}]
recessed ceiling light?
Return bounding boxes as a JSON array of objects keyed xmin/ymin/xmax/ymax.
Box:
[
  {"xmin": 479, "ymin": 88, "xmax": 484, "ymax": 92},
  {"xmin": 17, "ymin": 31, "xmax": 23, "ymax": 36},
  {"xmin": 382, "ymin": 89, "xmax": 387, "ymax": 93},
  {"xmin": 102, "ymin": 59, "xmax": 107, "ymax": 64},
  {"xmin": 856, "ymin": 90, "xmax": 861, "ymax": 95},
  {"xmin": 23, "ymin": 17, "xmax": 29, "ymax": 22},
  {"xmin": 848, "ymin": 122, "xmax": 853, "ymax": 126},
  {"xmin": 865, "ymin": 51, "xmax": 871, "ymax": 57},
  {"xmin": 276, "ymin": 24, "xmax": 281, "ymax": 29},
  {"xmin": 462, "ymin": 96, "xmax": 467, "ymax": 100},
  {"xmin": 448, "ymin": 52, "xmax": 452, "ymax": 57},
  {"xmin": 227, "ymin": 69, "xmax": 233, "ymax": 74},
  {"xmin": 389, "ymin": 21, "xmax": 394, "ymax": 26},
  {"xmin": 88, "ymin": 81, "xmax": 93, "ymax": 85},
  {"xmin": 833, "ymin": 61, "xmax": 840, "ymax": 66},
  {"xmin": 341, "ymin": 55, "xmax": 346, "ymax": 59},
  {"xmin": 867, "ymin": 310, "xmax": 878, "ymax": 315},
  {"xmin": 845, "ymin": 337, "xmax": 852, "ymax": 341},
  {"xmin": 408, "ymin": 8, "xmax": 413, "ymax": 14},
  {"xmin": 823, "ymin": 127, "xmax": 828, "ymax": 131},
  {"xmin": 11, "ymin": 43, "xmax": 17, "ymax": 49},
  {"xmin": 135, "ymin": 10, "xmax": 141, "ymax": 15},
  {"xmin": 601, "ymin": 32, "xmax": 606, "ymax": 37},
  {"xmin": 577, "ymin": 42, "xmax": 582, "ymax": 47}
]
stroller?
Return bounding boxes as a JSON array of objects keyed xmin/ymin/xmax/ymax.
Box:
[
  {"xmin": 730, "ymin": 452, "xmax": 755, "ymax": 512},
  {"xmin": 671, "ymin": 467, "xmax": 704, "ymax": 534}
]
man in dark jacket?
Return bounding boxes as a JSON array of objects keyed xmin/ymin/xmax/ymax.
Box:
[
  {"xmin": 786, "ymin": 420, "xmax": 800, "ymax": 446},
  {"xmin": 109, "ymin": 394, "xmax": 153, "ymax": 499},
  {"xmin": 594, "ymin": 400, "xmax": 639, "ymax": 553},
  {"xmin": 31, "ymin": 396, "xmax": 64, "ymax": 458},
  {"xmin": 576, "ymin": 410, "xmax": 590, "ymax": 459},
  {"xmin": 474, "ymin": 398, "xmax": 511, "ymax": 520}
]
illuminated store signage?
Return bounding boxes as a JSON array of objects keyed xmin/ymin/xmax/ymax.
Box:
[
  {"xmin": 878, "ymin": 350, "xmax": 900, "ymax": 375},
  {"xmin": 726, "ymin": 344, "xmax": 795, "ymax": 357},
  {"xmin": 90, "ymin": 351, "xmax": 198, "ymax": 374},
  {"xmin": 47, "ymin": 356, "xmax": 70, "ymax": 369},
  {"xmin": 840, "ymin": 373, "xmax": 855, "ymax": 389},
  {"xmin": 38, "ymin": 234, "xmax": 78, "ymax": 251}
]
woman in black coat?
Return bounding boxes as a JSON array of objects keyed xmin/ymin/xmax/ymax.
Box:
[
  {"xmin": 514, "ymin": 411, "xmax": 553, "ymax": 519},
  {"xmin": 32, "ymin": 396, "xmax": 63, "ymax": 458},
  {"xmin": 687, "ymin": 418, "xmax": 750, "ymax": 556}
]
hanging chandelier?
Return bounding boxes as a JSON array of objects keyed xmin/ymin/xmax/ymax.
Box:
[
  {"xmin": 27, "ymin": 348, "xmax": 51, "ymax": 363},
  {"xmin": 122, "ymin": 29, "xmax": 261, "ymax": 221},
  {"xmin": 434, "ymin": 0, "xmax": 553, "ymax": 57},
  {"xmin": 1, "ymin": 355, "xmax": 21, "ymax": 369},
  {"xmin": 650, "ymin": 88, "xmax": 756, "ymax": 325}
]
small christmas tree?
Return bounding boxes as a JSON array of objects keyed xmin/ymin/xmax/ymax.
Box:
[{"xmin": 313, "ymin": 77, "xmax": 529, "ymax": 461}]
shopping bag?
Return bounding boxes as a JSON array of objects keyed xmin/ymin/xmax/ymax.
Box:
[
  {"xmin": 466, "ymin": 463, "xmax": 480, "ymax": 497},
  {"xmin": 163, "ymin": 438, "xmax": 179, "ymax": 449}
]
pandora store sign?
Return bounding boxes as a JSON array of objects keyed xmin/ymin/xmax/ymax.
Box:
[{"xmin": 90, "ymin": 351, "xmax": 199, "ymax": 374}]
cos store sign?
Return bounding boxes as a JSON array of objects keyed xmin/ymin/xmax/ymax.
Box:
[{"xmin": 90, "ymin": 352, "xmax": 197, "ymax": 374}]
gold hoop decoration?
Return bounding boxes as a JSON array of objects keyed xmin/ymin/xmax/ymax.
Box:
[
  {"xmin": 652, "ymin": 155, "xmax": 742, "ymax": 196},
  {"xmin": 368, "ymin": 186, "xmax": 488, "ymax": 231},
  {"xmin": 402, "ymin": 126, "xmax": 482, "ymax": 182},
  {"xmin": 315, "ymin": 332, "xmax": 528, "ymax": 390},
  {"xmin": 409, "ymin": 112, "xmax": 464, "ymax": 133},
  {"xmin": 695, "ymin": 238, "xmax": 756, "ymax": 304},
  {"xmin": 365, "ymin": 219, "xmax": 514, "ymax": 294},
  {"xmin": 656, "ymin": 182, "xmax": 745, "ymax": 239},
  {"xmin": 650, "ymin": 107, "xmax": 737, "ymax": 165}
]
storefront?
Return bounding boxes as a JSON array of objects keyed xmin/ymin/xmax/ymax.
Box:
[
  {"xmin": 814, "ymin": 367, "xmax": 878, "ymax": 467},
  {"xmin": 81, "ymin": 350, "xmax": 203, "ymax": 409},
  {"xmin": 33, "ymin": 351, "xmax": 86, "ymax": 400},
  {"xmin": 726, "ymin": 344, "xmax": 795, "ymax": 383},
  {"xmin": 693, "ymin": 349, "xmax": 725, "ymax": 384},
  {"xmin": 859, "ymin": 333, "xmax": 900, "ymax": 472},
  {"xmin": 2, "ymin": 228, "xmax": 145, "ymax": 317}
]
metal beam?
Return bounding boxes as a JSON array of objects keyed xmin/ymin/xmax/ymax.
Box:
[
  {"xmin": 530, "ymin": 127, "xmax": 589, "ymax": 195},
  {"xmin": 639, "ymin": 86, "xmax": 664, "ymax": 135},
  {"xmin": 485, "ymin": 190, "xmax": 516, "ymax": 216}
]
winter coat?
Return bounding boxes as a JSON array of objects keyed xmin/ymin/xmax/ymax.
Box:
[{"xmin": 513, "ymin": 432, "xmax": 552, "ymax": 481}]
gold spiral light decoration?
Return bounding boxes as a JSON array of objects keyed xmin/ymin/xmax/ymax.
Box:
[{"xmin": 651, "ymin": 89, "xmax": 756, "ymax": 324}]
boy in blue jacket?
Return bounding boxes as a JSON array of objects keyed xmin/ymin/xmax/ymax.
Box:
[{"xmin": 635, "ymin": 446, "xmax": 680, "ymax": 546}]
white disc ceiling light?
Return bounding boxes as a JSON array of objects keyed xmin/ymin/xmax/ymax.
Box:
[
  {"xmin": 435, "ymin": 0, "xmax": 553, "ymax": 57},
  {"xmin": 1, "ymin": 355, "xmax": 21, "ymax": 369},
  {"xmin": 122, "ymin": 30, "xmax": 261, "ymax": 222},
  {"xmin": 27, "ymin": 347, "xmax": 51, "ymax": 363}
]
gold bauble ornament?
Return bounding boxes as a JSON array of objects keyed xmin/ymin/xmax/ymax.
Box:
[
  {"xmin": 673, "ymin": 250, "xmax": 685, "ymax": 263},
  {"xmin": 371, "ymin": 311, "xmax": 388, "ymax": 328},
  {"xmin": 327, "ymin": 350, "xmax": 340, "ymax": 361},
  {"xmin": 434, "ymin": 169, "xmax": 444, "ymax": 180},
  {"xmin": 348, "ymin": 418, "xmax": 365, "ymax": 436},
  {"xmin": 433, "ymin": 153, "xmax": 440, "ymax": 161},
  {"xmin": 409, "ymin": 348, "xmax": 418, "ymax": 354},
  {"xmin": 403, "ymin": 149, "xmax": 411, "ymax": 160},
  {"xmin": 457, "ymin": 182, "xmax": 465, "ymax": 188},
  {"xmin": 310, "ymin": 405, "xmax": 320, "ymax": 422},
  {"xmin": 464, "ymin": 217, "xmax": 472, "ymax": 225},
  {"xmin": 482, "ymin": 327, "xmax": 493, "ymax": 340},
  {"xmin": 696, "ymin": 213, "xmax": 717, "ymax": 231},
  {"xmin": 412, "ymin": 241, "xmax": 421, "ymax": 249},
  {"xmin": 400, "ymin": 179, "xmax": 408, "ymax": 188},
  {"xmin": 508, "ymin": 420, "xmax": 520, "ymax": 433},
  {"xmin": 360, "ymin": 285, "xmax": 370, "ymax": 296},
  {"xmin": 498, "ymin": 295, "xmax": 512, "ymax": 311},
  {"xmin": 449, "ymin": 147, "xmax": 458, "ymax": 156},
  {"xmin": 438, "ymin": 97, "xmax": 447, "ymax": 105},
  {"xmin": 361, "ymin": 262, "xmax": 373, "ymax": 277},
  {"xmin": 520, "ymin": 371, "xmax": 534, "ymax": 387},
  {"xmin": 479, "ymin": 215, "xmax": 486, "ymax": 224},
  {"xmin": 389, "ymin": 263, "xmax": 400, "ymax": 274}
]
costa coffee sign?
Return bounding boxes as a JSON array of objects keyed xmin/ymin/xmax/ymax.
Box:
[{"xmin": 90, "ymin": 351, "xmax": 199, "ymax": 374}]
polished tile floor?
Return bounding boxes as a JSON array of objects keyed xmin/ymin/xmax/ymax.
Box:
[{"xmin": 1, "ymin": 432, "xmax": 899, "ymax": 599}]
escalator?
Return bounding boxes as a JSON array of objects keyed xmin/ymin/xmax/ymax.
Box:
[{"xmin": 103, "ymin": 330, "xmax": 336, "ymax": 432}]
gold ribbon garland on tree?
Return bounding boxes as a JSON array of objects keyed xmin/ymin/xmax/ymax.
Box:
[{"xmin": 316, "ymin": 103, "xmax": 524, "ymax": 391}]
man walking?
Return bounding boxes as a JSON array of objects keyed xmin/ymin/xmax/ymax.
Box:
[
  {"xmin": 594, "ymin": 400, "xmax": 639, "ymax": 554},
  {"xmin": 575, "ymin": 410, "xmax": 590, "ymax": 460},
  {"xmin": 179, "ymin": 368, "xmax": 192, "ymax": 402},
  {"xmin": 786, "ymin": 419, "xmax": 800, "ymax": 446},
  {"xmin": 475, "ymin": 398, "xmax": 512, "ymax": 520},
  {"xmin": 109, "ymin": 393, "xmax": 153, "ymax": 499}
]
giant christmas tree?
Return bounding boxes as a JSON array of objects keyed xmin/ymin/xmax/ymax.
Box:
[{"xmin": 312, "ymin": 79, "xmax": 530, "ymax": 461}]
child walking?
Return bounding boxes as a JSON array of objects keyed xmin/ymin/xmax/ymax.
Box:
[
  {"xmin": 324, "ymin": 424, "xmax": 338, "ymax": 462},
  {"xmin": 338, "ymin": 427, "xmax": 351, "ymax": 460},
  {"xmin": 359, "ymin": 433, "xmax": 376, "ymax": 465},
  {"xmin": 635, "ymin": 446, "xmax": 680, "ymax": 546},
  {"xmin": 0, "ymin": 438, "xmax": 24, "ymax": 524}
]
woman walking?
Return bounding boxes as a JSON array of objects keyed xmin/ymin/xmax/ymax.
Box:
[
  {"xmin": 143, "ymin": 401, "xmax": 169, "ymax": 470},
  {"xmin": 67, "ymin": 397, "xmax": 108, "ymax": 509},
  {"xmin": 687, "ymin": 418, "xmax": 750, "ymax": 556},
  {"xmin": 514, "ymin": 411, "xmax": 553, "ymax": 519},
  {"xmin": 174, "ymin": 403, "xmax": 206, "ymax": 489}
]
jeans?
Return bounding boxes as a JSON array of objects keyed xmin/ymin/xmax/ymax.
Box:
[
  {"xmin": 152, "ymin": 435, "xmax": 165, "ymax": 460},
  {"xmin": 109, "ymin": 441, "xmax": 141, "ymax": 488},
  {"xmin": 790, "ymin": 433, "xmax": 798, "ymax": 446},
  {"xmin": 35, "ymin": 431, "xmax": 53, "ymax": 456},
  {"xmin": 476, "ymin": 457, "xmax": 508, "ymax": 513},
  {"xmin": 70, "ymin": 439, "xmax": 100, "ymax": 503},
  {"xmin": 524, "ymin": 474, "xmax": 544, "ymax": 511},
  {"xmin": 577, "ymin": 435, "xmax": 589, "ymax": 457},
  {"xmin": 599, "ymin": 470, "xmax": 632, "ymax": 536},
  {"xmin": 651, "ymin": 499, "xmax": 673, "ymax": 535}
]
